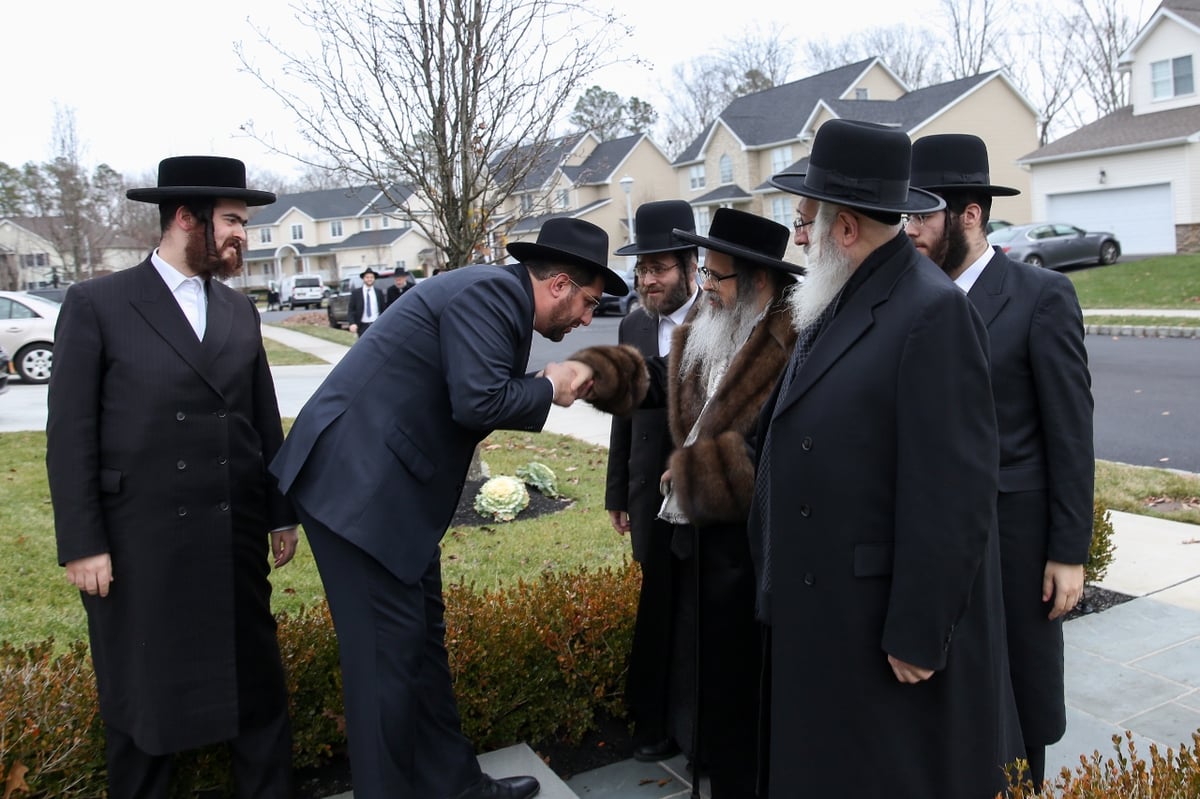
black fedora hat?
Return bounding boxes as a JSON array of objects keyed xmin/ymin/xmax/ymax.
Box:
[
  {"xmin": 769, "ymin": 119, "xmax": 944, "ymax": 215},
  {"xmin": 613, "ymin": 200, "xmax": 696, "ymax": 256},
  {"xmin": 673, "ymin": 208, "xmax": 805, "ymax": 276},
  {"xmin": 127, "ymin": 156, "xmax": 276, "ymax": 206},
  {"xmin": 360, "ymin": 267, "xmax": 379, "ymax": 278},
  {"xmin": 910, "ymin": 134, "xmax": 1020, "ymax": 196},
  {"xmin": 507, "ymin": 217, "xmax": 628, "ymax": 296}
]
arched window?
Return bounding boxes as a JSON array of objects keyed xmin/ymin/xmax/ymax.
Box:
[{"xmin": 719, "ymin": 154, "xmax": 733, "ymax": 184}]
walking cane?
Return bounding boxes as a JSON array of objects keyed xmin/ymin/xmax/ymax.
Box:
[{"xmin": 690, "ymin": 525, "xmax": 702, "ymax": 799}]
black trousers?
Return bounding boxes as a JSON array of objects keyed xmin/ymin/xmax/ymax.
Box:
[
  {"xmin": 299, "ymin": 508, "xmax": 482, "ymax": 799},
  {"xmin": 626, "ymin": 517, "xmax": 678, "ymax": 745}
]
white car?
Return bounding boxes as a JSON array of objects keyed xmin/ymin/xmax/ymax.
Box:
[{"xmin": 0, "ymin": 291, "xmax": 59, "ymax": 384}]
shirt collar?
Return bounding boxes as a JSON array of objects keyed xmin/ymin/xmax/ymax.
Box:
[
  {"xmin": 953, "ymin": 246, "xmax": 995, "ymax": 294},
  {"xmin": 664, "ymin": 289, "xmax": 699, "ymax": 326},
  {"xmin": 151, "ymin": 249, "xmax": 200, "ymax": 291}
]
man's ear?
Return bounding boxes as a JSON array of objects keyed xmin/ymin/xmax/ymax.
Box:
[
  {"xmin": 961, "ymin": 202, "xmax": 984, "ymax": 231},
  {"xmin": 835, "ymin": 209, "xmax": 861, "ymax": 247},
  {"xmin": 175, "ymin": 205, "xmax": 198, "ymax": 231}
]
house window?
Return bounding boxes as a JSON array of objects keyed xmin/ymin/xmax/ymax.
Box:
[
  {"xmin": 396, "ymin": 259, "xmax": 406, "ymax": 270},
  {"xmin": 290, "ymin": 224, "xmax": 303, "ymax": 241},
  {"xmin": 855, "ymin": 88, "xmax": 869, "ymax": 100},
  {"xmin": 1152, "ymin": 56, "xmax": 1194, "ymax": 99},
  {"xmin": 330, "ymin": 220, "xmax": 343, "ymax": 237},
  {"xmin": 557, "ymin": 189, "xmax": 570, "ymax": 209},
  {"xmin": 381, "ymin": 216, "xmax": 390, "ymax": 228},
  {"xmin": 260, "ymin": 228, "xmax": 273, "ymax": 244},
  {"xmin": 689, "ymin": 165, "xmax": 706, "ymax": 190},
  {"xmin": 719, "ymin": 155, "xmax": 733, "ymax": 184},
  {"xmin": 20, "ymin": 253, "xmax": 49, "ymax": 268},
  {"xmin": 771, "ymin": 146, "xmax": 794, "ymax": 174},
  {"xmin": 363, "ymin": 217, "xmax": 373, "ymax": 230},
  {"xmin": 520, "ymin": 194, "xmax": 534, "ymax": 212},
  {"xmin": 770, "ymin": 197, "xmax": 791, "ymax": 227},
  {"xmin": 695, "ymin": 206, "xmax": 711, "ymax": 237}
]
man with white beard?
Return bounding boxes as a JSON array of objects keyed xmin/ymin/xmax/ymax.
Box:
[
  {"xmin": 750, "ymin": 119, "xmax": 1024, "ymax": 798},
  {"xmin": 571, "ymin": 208, "xmax": 804, "ymax": 799}
]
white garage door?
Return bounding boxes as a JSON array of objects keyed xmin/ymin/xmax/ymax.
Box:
[{"xmin": 1046, "ymin": 184, "xmax": 1173, "ymax": 256}]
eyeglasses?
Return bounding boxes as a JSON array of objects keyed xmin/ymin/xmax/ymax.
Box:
[
  {"xmin": 634, "ymin": 261, "xmax": 676, "ymax": 278},
  {"xmin": 793, "ymin": 215, "xmax": 815, "ymax": 231},
  {"xmin": 566, "ymin": 276, "xmax": 601, "ymax": 312},
  {"xmin": 698, "ymin": 266, "xmax": 738, "ymax": 284},
  {"xmin": 903, "ymin": 211, "xmax": 944, "ymax": 229}
]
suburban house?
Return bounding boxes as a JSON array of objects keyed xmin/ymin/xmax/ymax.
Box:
[
  {"xmin": 0, "ymin": 216, "xmax": 145, "ymax": 290},
  {"xmin": 493, "ymin": 131, "xmax": 678, "ymax": 271},
  {"xmin": 244, "ymin": 184, "xmax": 437, "ymax": 291},
  {"xmin": 672, "ymin": 58, "xmax": 1039, "ymax": 260},
  {"xmin": 1019, "ymin": 0, "xmax": 1200, "ymax": 255}
]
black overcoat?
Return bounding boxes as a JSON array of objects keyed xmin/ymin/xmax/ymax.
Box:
[
  {"xmin": 968, "ymin": 248, "xmax": 1094, "ymax": 746},
  {"xmin": 749, "ymin": 235, "xmax": 1024, "ymax": 798},
  {"xmin": 47, "ymin": 260, "xmax": 295, "ymax": 755}
]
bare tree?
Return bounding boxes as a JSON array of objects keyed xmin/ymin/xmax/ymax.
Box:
[
  {"xmin": 1070, "ymin": 0, "xmax": 1135, "ymax": 118},
  {"xmin": 940, "ymin": 0, "xmax": 1008, "ymax": 78},
  {"xmin": 802, "ymin": 25, "xmax": 948, "ymax": 88},
  {"xmin": 1000, "ymin": 4, "xmax": 1083, "ymax": 144},
  {"xmin": 238, "ymin": 0, "xmax": 628, "ymax": 269}
]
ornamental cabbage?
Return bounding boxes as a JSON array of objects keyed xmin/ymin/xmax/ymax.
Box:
[
  {"xmin": 516, "ymin": 461, "xmax": 559, "ymax": 498},
  {"xmin": 474, "ymin": 475, "xmax": 530, "ymax": 522}
]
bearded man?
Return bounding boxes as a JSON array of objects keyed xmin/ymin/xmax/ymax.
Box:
[
  {"xmin": 909, "ymin": 134, "xmax": 1094, "ymax": 790},
  {"xmin": 47, "ymin": 156, "xmax": 298, "ymax": 798},
  {"xmin": 753, "ymin": 119, "xmax": 1024, "ymax": 798},
  {"xmin": 573, "ymin": 208, "xmax": 804, "ymax": 799}
]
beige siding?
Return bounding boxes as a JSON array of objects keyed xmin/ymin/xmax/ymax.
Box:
[
  {"xmin": 1129, "ymin": 19, "xmax": 1200, "ymax": 115},
  {"xmin": 845, "ymin": 63, "xmax": 906, "ymax": 100}
]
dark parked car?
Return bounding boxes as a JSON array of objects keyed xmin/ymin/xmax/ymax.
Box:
[
  {"xmin": 596, "ymin": 268, "xmax": 639, "ymax": 316},
  {"xmin": 0, "ymin": 345, "xmax": 9, "ymax": 397},
  {"xmin": 987, "ymin": 222, "xmax": 1121, "ymax": 270}
]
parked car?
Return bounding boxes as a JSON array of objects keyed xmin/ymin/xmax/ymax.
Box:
[
  {"xmin": 279, "ymin": 274, "xmax": 326, "ymax": 310},
  {"xmin": 596, "ymin": 267, "xmax": 639, "ymax": 316},
  {"xmin": 987, "ymin": 222, "xmax": 1121, "ymax": 270},
  {"xmin": 986, "ymin": 219, "xmax": 1013, "ymax": 235},
  {"xmin": 0, "ymin": 291, "xmax": 59, "ymax": 384},
  {"xmin": 25, "ymin": 286, "xmax": 68, "ymax": 304},
  {"xmin": 0, "ymin": 345, "xmax": 9, "ymax": 397}
]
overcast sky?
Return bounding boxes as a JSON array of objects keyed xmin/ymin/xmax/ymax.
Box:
[{"xmin": 4, "ymin": 0, "xmax": 1152, "ymax": 181}]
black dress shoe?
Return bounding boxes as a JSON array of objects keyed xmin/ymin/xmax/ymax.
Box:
[
  {"xmin": 633, "ymin": 738, "xmax": 681, "ymax": 762},
  {"xmin": 452, "ymin": 774, "xmax": 540, "ymax": 799}
]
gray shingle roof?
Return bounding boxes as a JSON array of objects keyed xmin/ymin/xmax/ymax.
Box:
[
  {"xmin": 248, "ymin": 184, "xmax": 414, "ymax": 226},
  {"xmin": 1019, "ymin": 104, "xmax": 1200, "ymax": 162},
  {"xmin": 562, "ymin": 133, "xmax": 642, "ymax": 184},
  {"xmin": 1163, "ymin": 0, "xmax": 1200, "ymax": 28},
  {"xmin": 493, "ymin": 133, "xmax": 589, "ymax": 191},
  {"xmin": 508, "ymin": 198, "xmax": 610, "ymax": 233},
  {"xmin": 692, "ymin": 184, "xmax": 753, "ymax": 204},
  {"xmin": 825, "ymin": 72, "xmax": 997, "ymax": 131},
  {"xmin": 329, "ymin": 229, "xmax": 411, "ymax": 250},
  {"xmin": 673, "ymin": 58, "xmax": 878, "ymax": 164}
]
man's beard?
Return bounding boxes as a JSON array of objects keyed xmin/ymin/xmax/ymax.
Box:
[
  {"xmin": 185, "ymin": 223, "xmax": 243, "ymax": 281},
  {"xmin": 932, "ymin": 212, "xmax": 970, "ymax": 276},
  {"xmin": 789, "ymin": 208, "xmax": 857, "ymax": 332},
  {"xmin": 678, "ymin": 283, "xmax": 763, "ymax": 394},
  {"xmin": 641, "ymin": 268, "xmax": 691, "ymax": 317}
]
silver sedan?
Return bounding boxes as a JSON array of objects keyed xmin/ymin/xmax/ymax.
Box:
[{"xmin": 987, "ymin": 222, "xmax": 1121, "ymax": 270}]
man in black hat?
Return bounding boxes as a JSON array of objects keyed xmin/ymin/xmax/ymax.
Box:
[
  {"xmin": 604, "ymin": 200, "xmax": 700, "ymax": 763},
  {"xmin": 573, "ymin": 208, "xmax": 804, "ymax": 798},
  {"xmin": 385, "ymin": 265, "xmax": 416, "ymax": 308},
  {"xmin": 46, "ymin": 155, "xmax": 297, "ymax": 797},
  {"xmin": 753, "ymin": 119, "xmax": 1023, "ymax": 797},
  {"xmin": 909, "ymin": 133, "xmax": 1094, "ymax": 789},
  {"xmin": 270, "ymin": 217, "xmax": 625, "ymax": 799},
  {"xmin": 349, "ymin": 266, "xmax": 387, "ymax": 337}
]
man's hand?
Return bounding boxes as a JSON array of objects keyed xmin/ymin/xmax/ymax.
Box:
[
  {"xmin": 272, "ymin": 527, "xmax": 300, "ymax": 568},
  {"xmin": 609, "ymin": 510, "xmax": 630, "ymax": 535},
  {"xmin": 66, "ymin": 553, "xmax": 113, "ymax": 597},
  {"xmin": 888, "ymin": 654, "xmax": 934, "ymax": 684},
  {"xmin": 348, "ymin": 323, "xmax": 358, "ymax": 334},
  {"xmin": 543, "ymin": 360, "xmax": 594, "ymax": 406},
  {"xmin": 1043, "ymin": 560, "xmax": 1085, "ymax": 620}
]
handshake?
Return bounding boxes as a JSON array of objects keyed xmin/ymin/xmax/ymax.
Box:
[{"xmin": 541, "ymin": 360, "xmax": 595, "ymax": 407}]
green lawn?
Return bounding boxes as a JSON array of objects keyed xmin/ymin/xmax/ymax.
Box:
[
  {"xmin": 262, "ymin": 337, "xmax": 325, "ymax": 365},
  {"xmin": 1069, "ymin": 256, "xmax": 1200, "ymax": 308}
]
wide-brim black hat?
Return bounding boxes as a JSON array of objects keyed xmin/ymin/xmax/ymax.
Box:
[
  {"xmin": 910, "ymin": 134, "xmax": 1020, "ymax": 196},
  {"xmin": 507, "ymin": 217, "xmax": 628, "ymax": 296},
  {"xmin": 768, "ymin": 119, "xmax": 944, "ymax": 215},
  {"xmin": 127, "ymin": 156, "xmax": 276, "ymax": 206},
  {"xmin": 360, "ymin": 267, "xmax": 379, "ymax": 278},
  {"xmin": 613, "ymin": 200, "xmax": 697, "ymax": 256},
  {"xmin": 673, "ymin": 208, "xmax": 805, "ymax": 276}
]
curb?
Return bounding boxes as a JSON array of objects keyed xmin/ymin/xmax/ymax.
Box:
[{"xmin": 1086, "ymin": 324, "xmax": 1199, "ymax": 339}]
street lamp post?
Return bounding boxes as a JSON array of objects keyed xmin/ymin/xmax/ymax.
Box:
[{"xmin": 619, "ymin": 175, "xmax": 635, "ymax": 269}]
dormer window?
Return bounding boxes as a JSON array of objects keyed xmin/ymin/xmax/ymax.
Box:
[
  {"xmin": 1152, "ymin": 55, "xmax": 1193, "ymax": 100},
  {"xmin": 855, "ymin": 88, "xmax": 869, "ymax": 100}
]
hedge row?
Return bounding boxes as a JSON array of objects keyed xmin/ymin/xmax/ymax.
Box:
[{"xmin": 0, "ymin": 563, "xmax": 638, "ymax": 797}]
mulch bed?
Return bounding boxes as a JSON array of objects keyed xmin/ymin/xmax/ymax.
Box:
[{"xmin": 450, "ymin": 478, "xmax": 573, "ymax": 527}]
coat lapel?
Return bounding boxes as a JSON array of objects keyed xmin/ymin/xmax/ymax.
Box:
[
  {"xmin": 201, "ymin": 282, "xmax": 233, "ymax": 367},
  {"xmin": 128, "ymin": 260, "xmax": 222, "ymax": 395},
  {"xmin": 966, "ymin": 249, "xmax": 1010, "ymax": 328}
]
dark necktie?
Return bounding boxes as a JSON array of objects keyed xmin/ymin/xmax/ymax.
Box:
[{"xmin": 365, "ymin": 288, "xmax": 374, "ymax": 318}]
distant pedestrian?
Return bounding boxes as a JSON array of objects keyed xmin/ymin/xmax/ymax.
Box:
[
  {"xmin": 348, "ymin": 266, "xmax": 386, "ymax": 337},
  {"xmin": 385, "ymin": 266, "xmax": 415, "ymax": 309}
]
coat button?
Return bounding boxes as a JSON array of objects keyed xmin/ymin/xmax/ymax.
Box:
[
  {"xmin": 219, "ymin": 501, "xmax": 230, "ymax": 512},
  {"xmin": 176, "ymin": 411, "xmax": 186, "ymax": 421},
  {"xmin": 177, "ymin": 506, "xmax": 188, "ymax": 517},
  {"xmin": 799, "ymin": 504, "xmax": 811, "ymax": 517},
  {"xmin": 216, "ymin": 409, "xmax": 227, "ymax": 418},
  {"xmin": 803, "ymin": 573, "xmax": 815, "ymax": 586},
  {"xmin": 801, "ymin": 436, "xmax": 813, "ymax": 451},
  {"xmin": 218, "ymin": 456, "xmax": 228, "ymax": 465},
  {"xmin": 176, "ymin": 460, "xmax": 186, "ymax": 470}
]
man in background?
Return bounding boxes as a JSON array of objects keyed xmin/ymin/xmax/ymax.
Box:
[
  {"xmin": 348, "ymin": 266, "xmax": 386, "ymax": 336},
  {"xmin": 386, "ymin": 266, "xmax": 416, "ymax": 308}
]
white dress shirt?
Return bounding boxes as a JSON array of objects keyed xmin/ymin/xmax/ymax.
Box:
[
  {"xmin": 657, "ymin": 290, "xmax": 699, "ymax": 357},
  {"xmin": 152, "ymin": 250, "xmax": 206, "ymax": 340},
  {"xmin": 953, "ymin": 246, "xmax": 995, "ymax": 294},
  {"xmin": 361, "ymin": 285, "xmax": 380, "ymax": 323}
]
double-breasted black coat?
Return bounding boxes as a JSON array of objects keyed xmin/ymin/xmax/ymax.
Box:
[
  {"xmin": 47, "ymin": 260, "xmax": 295, "ymax": 755},
  {"xmin": 749, "ymin": 234, "xmax": 1024, "ymax": 798},
  {"xmin": 968, "ymin": 248, "xmax": 1094, "ymax": 746}
]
